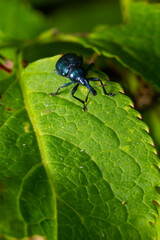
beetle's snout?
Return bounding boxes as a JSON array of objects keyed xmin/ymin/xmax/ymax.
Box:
[{"xmin": 79, "ymin": 78, "xmax": 85, "ymax": 85}]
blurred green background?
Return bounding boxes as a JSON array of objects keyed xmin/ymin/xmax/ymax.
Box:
[{"xmin": 1, "ymin": 0, "xmax": 160, "ymax": 154}]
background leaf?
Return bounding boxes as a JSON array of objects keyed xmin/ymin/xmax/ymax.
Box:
[
  {"xmin": 55, "ymin": 2, "xmax": 160, "ymax": 89},
  {"xmin": 46, "ymin": 0, "xmax": 122, "ymax": 33},
  {"xmin": 0, "ymin": 0, "xmax": 49, "ymax": 41}
]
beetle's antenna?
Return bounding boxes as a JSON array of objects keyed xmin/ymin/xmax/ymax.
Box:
[{"xmin": 93, "ymin": 84, "xmax": 108, "ymax": 88}]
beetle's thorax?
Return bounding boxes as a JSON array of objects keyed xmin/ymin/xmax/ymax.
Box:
[{"xmin": 68, "ymin": 66, "xmax": 86, "ymax": 83}]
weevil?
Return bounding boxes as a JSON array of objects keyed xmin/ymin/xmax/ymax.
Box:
[{"xmin": 49, "ymin": 53, "xmax": 114, "ymax": 110}]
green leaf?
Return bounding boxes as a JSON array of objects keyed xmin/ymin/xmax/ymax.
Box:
[
  {"xmin": 0, "ymin": 0, "xmax": 49, "ymax": 41},
  {"xmin": 1, "ymin": 55, "xmax": 160, "ymax": 239},
  {"xmin": 72, "ymin": 2, "xmax": 160, "ymax": 89}
]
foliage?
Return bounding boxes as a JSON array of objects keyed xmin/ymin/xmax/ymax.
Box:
[{"xmin": 0, "ymin": 0, "xmax": 160, "ymax": 239}]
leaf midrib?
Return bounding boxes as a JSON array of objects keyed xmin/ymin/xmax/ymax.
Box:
[{"xmin": 20, "ymin": 75, "xmax": 58, "ymax": 240}]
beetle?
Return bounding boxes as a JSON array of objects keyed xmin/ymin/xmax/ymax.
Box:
[{"xmin": 49, "ymin": 53, "xmax": 114, "ymax": 110}]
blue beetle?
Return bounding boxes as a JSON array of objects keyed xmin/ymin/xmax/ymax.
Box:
[{"xmin": 49, "ymin": 53, "xmax": 114, "ymax": 110}]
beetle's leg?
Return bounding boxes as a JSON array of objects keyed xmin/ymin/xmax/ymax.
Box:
[
  {"xmin": 82, "ymin": 91, "xmax": 91, "ymax": 111},
  {"xmin": 71, "ymin": 84, "xmax": 84, "ymax": 104},
  {"xmin": 71, "ymin": 84, "xmax": 88, "ymax": 111},
  {"xmin": 87, "ymin": 77, "xmax": 108, "ymax": 95},
  {"xmin": 54, "ymin": 70, "xmax": 61, "ymax": 76},
  {"xmin": 88, "ymin": 77, "xmax": 115, "ymax": 96},
  {"xmin": 49, "ymin": 81, "xmax": 73, "ymax": 96}
]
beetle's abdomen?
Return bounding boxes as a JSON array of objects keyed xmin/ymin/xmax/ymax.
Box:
[
  {"xmin": 62, "ymin": 53, "xmax": 83, "ymax": 66},
  {"xmin": 56, "ymin": 53, "xmax": 83, "ymax": 77}
]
